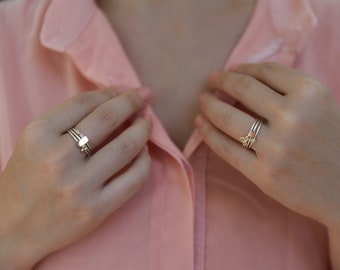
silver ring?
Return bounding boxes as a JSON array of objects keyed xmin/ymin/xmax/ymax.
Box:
[
  {"xmin": 240, "ymin": 119, "xmax": 263, "ymax": 150},
  {"xmin": 66, "ymin": 128, "xmax": 91, "ymax": 157}
]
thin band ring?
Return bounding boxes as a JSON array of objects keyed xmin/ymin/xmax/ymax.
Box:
[
  {"xmin": 66, "ymin": 128, "xmax": 92, "ymax": 157},
  {"xmin": 240, "ymin": 119, "xmax": 263, "ymax": 150}
]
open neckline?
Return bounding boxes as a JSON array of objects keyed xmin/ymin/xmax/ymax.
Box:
[{"xmin": 93, "ymin": 0, "xmax": 262, "ymax": 155}]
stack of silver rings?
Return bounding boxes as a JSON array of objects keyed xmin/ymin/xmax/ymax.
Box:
[{"xmin": 66, "ymin": 128, "xmax": 92, "ymax": 157}]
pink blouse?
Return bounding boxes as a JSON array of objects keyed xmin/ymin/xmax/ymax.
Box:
[{"xmin": 1, "ymin": 0, "xmax": 339, "ymax": 269}]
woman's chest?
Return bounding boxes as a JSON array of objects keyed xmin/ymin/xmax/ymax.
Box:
[{"xmin": 100, "ymin": 2, "xmax": 255, "ymax": 149}]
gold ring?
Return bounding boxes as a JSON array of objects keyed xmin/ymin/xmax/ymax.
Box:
[{"xmin": 240, "ymin": 119, "xmax": 262, "ymax": 150}]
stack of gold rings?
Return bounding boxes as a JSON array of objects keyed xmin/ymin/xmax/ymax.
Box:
[
  {"xmin": 240, "ymin": 119, "xmax": 263, "ymax": 150},
  {"xmin": 66, "ymin": 128, "xmax": 92, "ymax": 157}
]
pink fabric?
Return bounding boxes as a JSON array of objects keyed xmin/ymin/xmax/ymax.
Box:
[{"xmin": 1, "ymin": 0, "xmax": 339, "ymax": 269}]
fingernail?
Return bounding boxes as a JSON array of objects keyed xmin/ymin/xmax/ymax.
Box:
[{"xmin": 137, "ymin": 86, "xmax": 152, "ymax": 102}]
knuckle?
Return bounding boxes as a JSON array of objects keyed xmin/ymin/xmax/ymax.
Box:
[
  {"xmin": 258, "ymin": 62, "xmax": 278, "ymax": 76},
  {"xmin": 279, "ymin": 109, "xmax": 299, "ymax": 128},
  {"xmin": 128, "ymin": 172, "xmax": 147, "ymax": 194},
  {"xmin": 21, "ymin": 123, "xmax": 38, "ymax": 143},
  {"xmin": 137, "ymin": 118, "xmax": 152, "ymax": 137},
  {"xmin": 232, "ymin": 75, "xmax": 255, "ymax": 98},
  {"xmin": 237, "ymin": 74, "xmax": 255, "ymax": 89},
  {"xmin": 275, "ymin": 103, "xmax": 302, "ymax": 131},
  {"xmin": 20, "ymin": 120, "xmax": 46, "ymax": 148},
  {"xmin": 95, "ymin": 104, "xmax": 118, "ymax": 126},
  {"xmin": 73, "ymin": 91, "xmax": 95, "ymax": 106},
  {"xmin": 118, "ymin": 136, "xmax": 139, "ymax": 159},
  {"xmin": 297, "ymin": 78, "xmax": 328, "ymax": 100},
  {"xmin": 298, "ymin": 77, "xmax": 319, "ymax": 91},
  {"xmin": 126, "ymin": 91, "xmax": 143, "ymax": 110},
  {"xmin": 281, "ymin": 112, "xmax": 308, "ymax": 139},
  {"xmin": 219, "ymin": 107, "xmax": 233, "ymax": 128}
]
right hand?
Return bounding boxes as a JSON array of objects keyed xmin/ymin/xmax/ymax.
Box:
[{"xmin": 0, "ymin": 86, "xmax": 152, "ymax": 269}]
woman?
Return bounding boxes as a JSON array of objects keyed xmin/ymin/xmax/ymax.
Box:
[{"xmin": 0, "ymin": 0, "xmax": 339, "ymax": 269}]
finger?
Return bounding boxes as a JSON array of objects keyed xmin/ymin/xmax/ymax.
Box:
[
  {"xmin": 208, "ymin": 71, "xmax": 282, "ymax": 119},
  {"xmin": 96, "ymin": 147, "xmax": 151, "ymax": 219},
  {"xmin": 195, "ymin": 115, "xmax": 258, "ymax": 180},
  {"xmin": 42, "ymin": 88, "xmax": 119, "ymax": 133},
  {"xmin": 199, "ymin": 92, "xmax": 267, "ymax": 152},
  {"xmin": 86, "ymin": 117, "xmax": 151, "ymax": 185},
  {"xmin": 234, "ymin": 62, "xmax": 309, "ymax": 94},
  {"xmin": 68, "ymin": 89, "xmax": 150, "ymax": 150}
]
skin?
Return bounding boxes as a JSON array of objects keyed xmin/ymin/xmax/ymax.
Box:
[
  {"xmin": 0, "ymin": 0, "xmax": 258, "ymax": 268},
  {"xmin": 98, "ymin": 0, "xmax": 256, "ymax": 149},
  {"xmin": 0, "ymin": 87, "xmax": 153, "ymax": 269},
  {"xmin": 196, "ymin": 62, "xmax": 340, "ymax": 269},
  {"xmin": 1, "ymin": 0, "xmax": 339, "ymax": 269}
]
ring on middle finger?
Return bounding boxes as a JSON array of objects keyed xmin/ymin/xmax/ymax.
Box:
[
  {"xmin": 240, "ymin": 119, "xmax": 263, "ymax": 150},
  {"xmin": 66, "ymin": 128, "xmax": 92, "ymax": 157}
]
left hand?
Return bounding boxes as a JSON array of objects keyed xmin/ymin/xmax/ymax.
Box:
[{"xmin": 196, "ymin": 62, "xmax": 340, "ymax": 230}]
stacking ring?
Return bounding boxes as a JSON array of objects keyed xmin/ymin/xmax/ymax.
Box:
[
  {"xmin": 240, "ymin": 119, "xmax": 263, "ymax": 150},
  {"xmin": 66, "ymin": 128, "xmax": 92, "ymax": 157}
]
